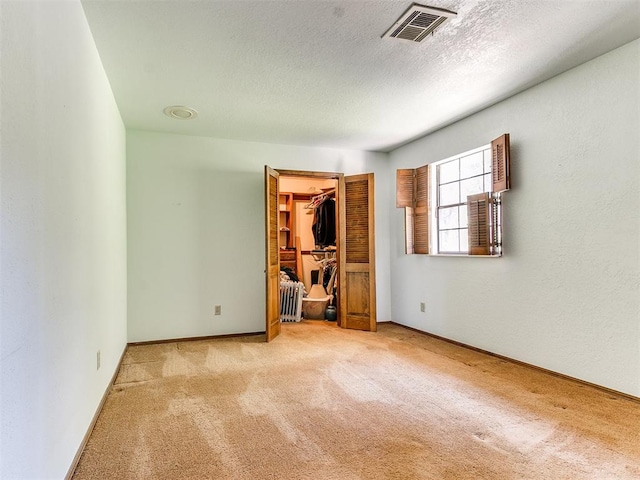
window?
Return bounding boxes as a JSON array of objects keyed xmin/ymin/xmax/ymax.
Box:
[
  {"xmin": 397, "ymin": 134, "xmax": 510, "ymax": 256},
  {"xmin": 433, "ymin": 145, "xmax": 492, "ymax": 254}
]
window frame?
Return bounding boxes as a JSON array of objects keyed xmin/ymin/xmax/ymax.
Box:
[
  {"xmin": 430, "ymin": 144, "xmax": 495, "ymax": 256},
  {"xmin": 396, "ymin": 134, "xmax": 510, "ymax": 258}
]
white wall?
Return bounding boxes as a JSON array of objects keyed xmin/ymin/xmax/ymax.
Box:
[
  {"xmin": 389, "ymin": 40, "xmax": 640, "ymax": 397},
  {"xmin": 127, "ymin": 131, "xmax": 391, "ymax": 342},
  {"xmin": 0, "ymin": 1, "xmax": 127, "ymax": 478}
]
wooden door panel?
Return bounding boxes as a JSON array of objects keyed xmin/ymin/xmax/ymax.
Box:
[
  {"xmin": 346, "ymin": 271, "xmax": 370, "ymax": 314},
  {"xmin": 339, "ymin": 173, "xmax": 376, "ymax": 332},
  {"xmin": 265, "ymin": 166, "xmax": 281, "ymax": 342},
  {"xmin": 344, "ymin": 315, "xmax": 371, "ymax": 331}
]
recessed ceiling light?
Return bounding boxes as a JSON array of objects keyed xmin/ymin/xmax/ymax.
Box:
[{"xmin": 163, "ymin": 105, "xmax": 198, "ymax": 120}]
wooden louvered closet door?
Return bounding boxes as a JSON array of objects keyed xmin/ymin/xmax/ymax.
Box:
[
  {"xmin": 264, "ymin": 166, "xmax": 281, "ymax": 341},
  {"xmin": 339, "ymin": 173, "xmax": 376, "ymax": 331}
]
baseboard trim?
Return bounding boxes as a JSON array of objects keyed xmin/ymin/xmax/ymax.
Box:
[
  {"xmin": 64, "ymin": 331, "xmax": 264, "ymax": 477},
  {"xmin": 388, "ymin": 322, "xmax": 640, "ymax": 404},
  {"xmin": 65, "ymin": 344, "xmax": 128, "ymax": 480},
  {"xmin": 127, "ymin": 331, "xmax": 265, "ymax": 347}
]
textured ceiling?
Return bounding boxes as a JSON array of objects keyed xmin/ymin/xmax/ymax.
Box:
[{"xmin": 81, "ymin": 0, "xmax": 640, "ymax": 152}]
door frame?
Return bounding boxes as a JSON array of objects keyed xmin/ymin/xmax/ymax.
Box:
[
  {"xmin": 266, "ymin": 168, "xmax": 376, "ymax": 336},
  {"xmin": 275, "ymin": 169, "xmax": 344, "ymax": 326}
]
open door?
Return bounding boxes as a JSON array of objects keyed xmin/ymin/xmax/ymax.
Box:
[
  {"xmin": 339, "ymin": 173, "xmax": 376, "ymax": 331},
  {"xmin": 265, "ymin": 166, "xmax": 281, "ymax": 342}
]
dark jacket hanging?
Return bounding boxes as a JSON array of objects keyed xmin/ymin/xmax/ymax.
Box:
[{"xmin": 312, "ymin": 198, "xmax": 336, "ymax": 248}]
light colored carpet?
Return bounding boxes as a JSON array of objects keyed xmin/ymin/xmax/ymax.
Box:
[{"xmin": 73, "ymin": 322, "xmax": 640, "ymax": 479}]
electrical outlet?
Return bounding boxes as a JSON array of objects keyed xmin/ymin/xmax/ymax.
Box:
[
  {"xmin": 214, "ymin": 305, "xmax": 222, "ymax": 316},
  {"xmin": 420, "ymin": 302, "xmax": 426, "ymax": 313},
  {"xmin": 97, "ymin": 350, "xmax": 101, "ymax": 370}
]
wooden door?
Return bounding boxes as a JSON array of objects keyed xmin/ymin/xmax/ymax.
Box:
[
  {"xmin": 265, "ymin": 166, "xmax": 281, "ymax": 342},
  {"xmin": 339, "ymin": 173, "xmax": 376, "ymax": 331}
]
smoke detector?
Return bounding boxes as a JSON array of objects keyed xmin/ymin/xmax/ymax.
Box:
[
  {"xmin": 163, "ymin": 105, "xmax": 198, "ymax": 120},
  {"xmin": 382, "ymin": 3, "xmax": 457, "ymax": 42}
]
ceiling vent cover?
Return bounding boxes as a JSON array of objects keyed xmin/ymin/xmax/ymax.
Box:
[{"xmin": 382, "ymin": 3, "xmax": 456, "ymax": 42}]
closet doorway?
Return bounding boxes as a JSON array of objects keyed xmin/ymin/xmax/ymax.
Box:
[{"xmin": 264, "ymin": 167, "xmax": 376, "ymax": 342}]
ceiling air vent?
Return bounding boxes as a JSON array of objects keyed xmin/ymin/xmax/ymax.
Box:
[{"xmin": 382, "ymin": 3, "xmax": 456, "ymax": 42}]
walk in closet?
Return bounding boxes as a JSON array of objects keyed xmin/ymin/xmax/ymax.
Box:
[
  {"xmin": 278, "ymin": 176, "xmax": 338, "ymax": 309},
  {"xmin": 264, "ymin": 167, "xmax": 376, "ymax": 342}
]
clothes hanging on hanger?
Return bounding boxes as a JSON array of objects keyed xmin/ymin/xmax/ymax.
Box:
[
  {"xmin": 305, "ymin": 189, "xmax": 336, "ymax": 210},
  {"xmin": 312, "ymin": 197, "xmax": 336, "ymax": 248},
  {"xmin": 321, "ymin": 258, "xmax": 337, "ymax": 290},
  {"xmin": 305, "ymin": 193, "xmax": 327, "ymax": 210}
]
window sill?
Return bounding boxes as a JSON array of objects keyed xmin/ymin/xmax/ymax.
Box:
[{"xmin": 429, "ymin": 253, "xmax": 502, "ymax": 258}]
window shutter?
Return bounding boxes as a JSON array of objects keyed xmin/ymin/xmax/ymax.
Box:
[
  {"xmin": 396, "ymin": 166, "xmax": 429, "ymax": 255},
  {"xmin": 404, "ymin": 207, "xmax": 415, "ymax": 254},
  {"xmin": 414, "ymin": 165, "xmax": 429, "ymax": 254},
  {"xmin": 492, "ymin": 134, "xmax": 511, "ymax": 192},
  {"xmin": 396, "ymin": 169, "xmax": 415, "ymax": 208},
  {"xmin": 467, "ymin": 193, "xmax": 491, "ymax": 255}
]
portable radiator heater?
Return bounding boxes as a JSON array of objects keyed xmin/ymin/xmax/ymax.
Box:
[{"xmin": 280, "ymin": 281, "xmax": 304, "ymax": 322}]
